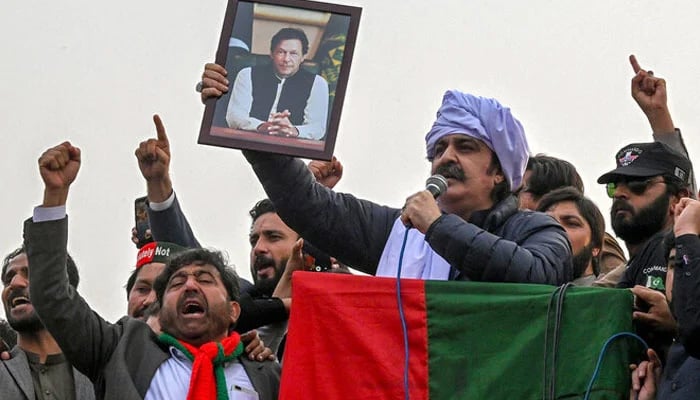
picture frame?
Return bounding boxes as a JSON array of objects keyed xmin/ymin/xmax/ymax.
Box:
[{"xmin": 197, "ymin": 0, "xmax": 361, "ymax": 160}]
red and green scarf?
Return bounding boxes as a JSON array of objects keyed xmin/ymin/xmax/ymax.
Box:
[{"xmin": 158, "ymin": 331, "xmax": 244, "ymax": 400}]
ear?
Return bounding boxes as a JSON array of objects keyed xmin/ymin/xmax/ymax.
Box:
[
  {"xmin": 669, "ymin": 190, "xmax": 689, "ymax": 215},
  {"xmin": 229, "ymin": 301, "xmax": 241, "ymax": 325},
  {"xmin": 494, "ymin": 173, "xmax": 504, "ymax": 185},
  {"xmin": 592, "ymin": 247, "xmax": 601, "ymax": 258}
]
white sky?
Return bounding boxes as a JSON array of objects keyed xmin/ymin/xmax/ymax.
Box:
[{"xmin": 2, "ymin": 0, "xmax": 700, "ymax": 322}]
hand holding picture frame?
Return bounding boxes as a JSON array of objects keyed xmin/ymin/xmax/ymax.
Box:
[{"xmin": 198, "ymin": 0, "xmax": 361, "ymax": 160}]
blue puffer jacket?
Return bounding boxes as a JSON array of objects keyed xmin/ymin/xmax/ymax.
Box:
[{"xmin": 244, "ymin": 150, "xmax": 573, "ymax": 284}]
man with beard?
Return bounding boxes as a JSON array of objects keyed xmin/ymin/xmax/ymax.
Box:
[
  {"xmin": 25, "ymin": 141, "xmax": 280, "ymax": 400},
  {"xmin": 598, "ymin": 141, "xmax": 692, "ymax": 291},
  {"xmin": 243, "ymin": 90, "xmax": 573, "ymax": 283},
  {"xmin": 536, "ymin": 187, "xmax": 605, "ymax": 286},
  {"xmin": 598, "ymin": 141, "xmax": 691, "ymax": 363},
  {"xmin": 1, "ymin": 246, "xmax": 94, "ymax": 400}
]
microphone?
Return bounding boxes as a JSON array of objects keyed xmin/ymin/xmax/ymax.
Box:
[{"xmin": 425, "ymin": 174, "xmax": 448, "ymax": 198}]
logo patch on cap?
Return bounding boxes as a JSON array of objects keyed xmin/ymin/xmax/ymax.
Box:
[
  {"xmin": 674, "ymin": 167, "xmax": 687, "ymax": 182},
  {"xmin": 617, "ymin": 148, "xmax": 642, "ymax": 166}
]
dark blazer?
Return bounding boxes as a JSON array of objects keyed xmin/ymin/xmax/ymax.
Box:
[
  {"xmin": 24, "ymin": 217, "xmax": 280, "ymax": 400},
  {"xmin": 0, "ymin": 346, "xmax": 95, "ymax": 399}
]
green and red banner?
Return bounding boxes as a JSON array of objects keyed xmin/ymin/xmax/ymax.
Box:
[{"xmin": 280, "ymin": 272, "xmax": 640, "ymax": 399}]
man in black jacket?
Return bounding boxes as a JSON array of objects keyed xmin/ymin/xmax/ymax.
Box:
[{"xmin": 245, "ymin": 90, "xmax": 573, "ymax": 284}]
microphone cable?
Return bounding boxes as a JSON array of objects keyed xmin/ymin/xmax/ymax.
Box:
[{"xmin": 396, "ymin": 227, "xmax": 411, "ymax": 400}]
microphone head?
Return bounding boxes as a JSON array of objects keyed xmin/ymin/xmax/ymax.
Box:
[{"xmin": 425, "ymin": 174, "xmax": 448, "ymax": 198}]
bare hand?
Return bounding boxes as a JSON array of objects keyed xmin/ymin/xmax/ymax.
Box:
[
  {"xmin": 200, "ymin": 63, "xmax": 229, "ymax": 103},
  {"xmin": 674, "ymin": 197, "xmax": 700, "ymax": 236},
  {"xmin": 38, "ymin": 141, "xmax": 81, "ymax": 207},
  {"xmin": 629, "ymin": 348, "xmax": 661, "ymax": 400},
  {"xmin": 308, "ymin": 157, "xmax": 343, "ymax": 189},
  {"xmin": 272, "ymin": 239, "xmax": 305, "ymax": 302},
  {"xmin": 400, "ymin": 191, "xmax": 442, "ymax": 233},
  {"xmin": 266, "ymin": 110, "xmax": 299, "ymax": 137},
  {"xmin": 135, "ymin": 115, "xmax": 172, "ymax": 202},
  {"xmin": 629, "ymin": 54, "xmax": 674, "ymax": 133},
  {"xmin": 240, "ymin": 329, "xmax": 276, "ymax": 362},
  {"xmin": 630, "ymin": 285, "xmax": 677, "ymax": 333}
]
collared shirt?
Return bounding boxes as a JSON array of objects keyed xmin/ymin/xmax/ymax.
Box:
[
  {"xmin": 144, "ymin": 346, "xmax": 258, "ymax": 400},
  {"xmin": 26, "ymin": 350, "xmax": 76, "ymax": 400}
]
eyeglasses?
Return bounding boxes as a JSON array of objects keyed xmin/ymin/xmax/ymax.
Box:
[{"xmin": 605, "ymin": 177, "xmax": 664, "ymax": 198}]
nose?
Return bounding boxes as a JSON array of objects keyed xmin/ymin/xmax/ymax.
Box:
[
  {"xmin": 613, "ymin": 183, "xmax": 630, "ymax": 200},
  {"xmin": 435, "ymin": 143, "xmax": 458, "ymax": 164},
  {"xmin": 253, "ymin": 238, "xmax": 269, "ymax": 256},
  {"xmin": 8, "ymin": 274, "xmax": 28, "ymax": 290},
  {"xmin": 143, "ymin": 290, "xmax": 156, "ymax": 306}
]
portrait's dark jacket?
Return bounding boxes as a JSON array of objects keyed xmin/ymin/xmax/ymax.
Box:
[
  {"xmin": 147, "ymin": 194, "xmax": 288, "ymax": 332},
  {"xmin": 0, "ymin": 345, "xmax": 95, "ymax": 400},
  {"xmin": 250, "ymin": 64, "xmax": 315, "ymax": 125},
  {"xmin": 25, "ymin": 217, "xmax": 281, "ymax": 400},
  {"xmin": 241, "ymin": 150, "xmax": 573, "ymax": 284}
]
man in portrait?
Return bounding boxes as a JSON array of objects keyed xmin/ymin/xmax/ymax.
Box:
[{"xmin": 226, "ymin": 27, "xmax": 329, "ymax": 140}]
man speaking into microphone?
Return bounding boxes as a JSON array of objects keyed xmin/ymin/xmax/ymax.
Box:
[{"xmin": 244, "ymin": 90, "xmax": 572, "ymax": 284}]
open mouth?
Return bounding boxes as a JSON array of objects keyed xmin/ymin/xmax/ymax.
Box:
[
  {"xmin": 181, "ymin": 300, "xmax": 205, "ymax": 316},
  {"xmin": 11, "ymin": 296, "xmax": 31, "ymax": 309},
  {"xmin": 256, "ymin": 265, "xmax": 274, "ymax": 278}
]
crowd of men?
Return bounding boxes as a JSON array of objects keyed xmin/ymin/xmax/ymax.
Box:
[{"xmin": 1, "ymin": 51, "xmax": 699, "ymax": 399}]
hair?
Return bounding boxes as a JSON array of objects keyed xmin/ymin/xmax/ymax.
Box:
[
  {"xmin": 523, "ymin": 155, "xmax": 584, "ymax": 200},
  {"xmin": 662, "ymin": 174, "xmax": 690, "ymax": 197},
  {"xmin": 249, "ymin": 198, "xmax": 276, "ymax": 223},
  {"xmin": 536, "ymin": 187, "xmax": 605, "ymax": 275},
  {"xmin": 153, "ymin": 248, "xmax": 240, "ymax": 305},
  {"xmin": 270, "ymin": 28, "xmax": 309, "ymax": 55},
  {"xmin": 488, "ymin": 153, "xmax": 511, "ymax": 203},
  {"xmin": 125, "ymin": 268, "xmax": 138, "ymax": 298},
  {"xmin": 2, "ymin": 245, "xmax": 80, "ymax": 289}
]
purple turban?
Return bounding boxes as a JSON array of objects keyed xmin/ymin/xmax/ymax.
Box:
[{"xmin": 425, "ymin": 90, "xmax": 530, "ymax": 190}]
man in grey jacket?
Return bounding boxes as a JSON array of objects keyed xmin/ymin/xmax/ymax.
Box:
[
  {"xmin": 1, "ymin": 246, "xmax": 94, "ymax": 400},
  {"xmin": 245, "ymin": 90, "xmax": 573, "ymax": 284},
  {"xmin": 24, "ymin": 141, "xmax": 280, "ymax": 400}
]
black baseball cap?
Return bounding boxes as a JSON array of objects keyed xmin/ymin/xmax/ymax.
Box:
[{"xmin": 597, "ymin": 142, "xmax": 691, "ymax": 184}]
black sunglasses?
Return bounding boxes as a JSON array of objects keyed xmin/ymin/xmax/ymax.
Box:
[{"xmin": 605, "ymin": 177, "xmax": 664, "ymax": 198}]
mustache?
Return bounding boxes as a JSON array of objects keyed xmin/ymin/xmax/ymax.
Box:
[
  {"xmin": 6, "ymin": 289, "xmax": 30, "ymax": 305},
  {"xmin": 434, "ymin": 163, "xmax": 465, "ymax": 182},
  {"xmin": 611, "ymin": 199, "xmax": 634, "ymax": 215},
  {"xmin": 176, "ymin": 292, "xmax": 206, "ymax": 309},
  {"xmin": 253, "ymin": 255, "xmax": 275, "ymax": 271}
]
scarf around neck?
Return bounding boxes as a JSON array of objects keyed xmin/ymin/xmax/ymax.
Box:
[{"xmin": 158, "ymin": 331, "xmax": 244, "ymax": 400}]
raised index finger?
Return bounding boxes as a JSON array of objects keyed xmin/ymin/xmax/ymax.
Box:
[
  {"xmin": 629, "ymin": 54, "xmax": 642, "ymax": 73},
  {"xmin": 152, "ymin": 114, "xmax": 169, "ymax": 145}
]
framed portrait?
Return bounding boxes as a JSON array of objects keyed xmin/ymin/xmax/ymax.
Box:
[{"xmin": 198, "ymin": 0, "xmax": 361, "ymax": 160}]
